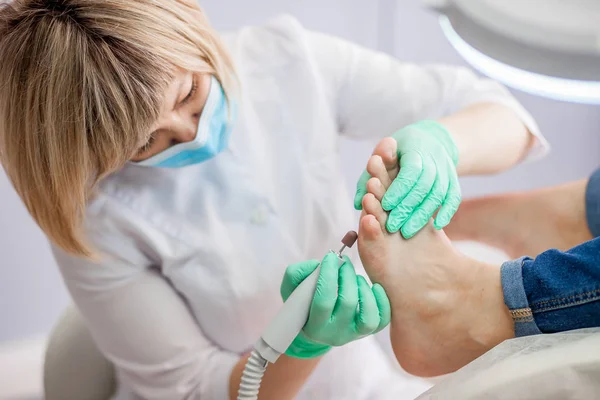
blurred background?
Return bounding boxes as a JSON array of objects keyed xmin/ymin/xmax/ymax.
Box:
[{"xmin": 1, "ymin": 0, "xmax": 599, "ymax": 398}]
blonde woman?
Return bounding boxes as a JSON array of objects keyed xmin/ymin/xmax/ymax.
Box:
[{"xmin": 0, "ymin": 1, "xmax": 547, "ymax": 399}]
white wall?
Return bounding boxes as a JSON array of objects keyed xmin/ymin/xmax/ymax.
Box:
[
  {"xmin": 0, "ymin": 172, "xmax": 70, "ymax": 344},
  {"xmin": 1, "ymin": 0, "xmax": 599, "ymax": 345}
]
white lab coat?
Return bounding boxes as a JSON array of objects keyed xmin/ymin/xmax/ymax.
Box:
[{"xmin": 52, "ymin": 15, "xmax": 548, "ymax": 400}]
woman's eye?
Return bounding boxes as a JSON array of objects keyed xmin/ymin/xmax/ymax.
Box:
[{"xmin": 181, "ymin": 77, "xmax": 198, "ymax": 106}]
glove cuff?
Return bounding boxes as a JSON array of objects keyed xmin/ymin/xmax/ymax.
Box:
[
  {"xmin": 285, "ymin": 333, "xmax": 331, "ymax": 359},
  {"xmin": 410, "ymin": 120, "xmax": 459, "ymax": 166}
]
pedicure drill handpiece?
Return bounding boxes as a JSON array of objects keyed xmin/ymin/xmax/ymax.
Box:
[{"xmin": 237, "ymin": 231, "xmax": 358, "ymax": 400}]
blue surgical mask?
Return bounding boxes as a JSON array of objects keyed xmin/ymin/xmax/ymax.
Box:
[{"xmin": 134, "ymin": 76, "xmax": 235, "ymax": 168}]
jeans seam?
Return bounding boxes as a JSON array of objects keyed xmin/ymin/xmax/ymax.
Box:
[
  {"xmin": 533, "ymin": 288, "xmax": 600, "ymax": 305},
  {"xmin": 514, "ymin": 316, "xmax": 535, "ymax": 323},
  {"xmin": 530, "ymin": 288, "xmax": 600, "ymax": 313}
]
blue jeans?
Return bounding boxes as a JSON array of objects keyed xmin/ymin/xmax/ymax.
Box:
[{"xmin": 501, "ymin": 168, "xmax": 600, "ymax": 337}]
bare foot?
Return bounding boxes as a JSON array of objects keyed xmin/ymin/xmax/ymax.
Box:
[
  {"xmin": 357, "ymin": 156, "xmax": 514, "ymax": 377},
  {"xmin": 446, "ymin": 180, "xmax": 592, "ymax": 258}
]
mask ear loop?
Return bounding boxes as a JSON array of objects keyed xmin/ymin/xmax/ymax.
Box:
[{"xmin": 193, "ymin": 76, "xmax": 219, "ymax": 147}]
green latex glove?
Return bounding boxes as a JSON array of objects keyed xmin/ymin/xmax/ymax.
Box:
[
  {"xmin": 354, "ymin": 120, "xmax": 461, "ymax": 238},
  {"xmin": 280, "ymin": 253, "xmax": 391, "ymax": 359}
]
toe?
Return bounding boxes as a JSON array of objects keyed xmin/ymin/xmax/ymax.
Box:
[
  {"xmin": 366, "ymin": 177, "xmax": 386, "ymax": 202},
  {"xmin": 358, "ymin": 214, "xmax": 388, "ymax": 283},
  {"xmin": 366, "ymin": 155, "xmax": 392, "ymax": 189},
  {"xmin": 359, "ymin": 214, "xmax": 384, "ymax": 243},
  {"xmin": 362, "ymin": 193, "xmax": 387, "ymax": 231},
  {"xmin": 372, "ymin": 137, "xmax": 399, "ymax": 180}
]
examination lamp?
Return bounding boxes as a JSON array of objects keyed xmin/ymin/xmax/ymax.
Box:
[{"xmin": 424, "ymin": 0, "xmax": 600, "ymax": 104}]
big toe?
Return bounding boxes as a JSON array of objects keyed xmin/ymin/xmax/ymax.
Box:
[{"xmin": 358, "ymin": 214, "xmax": 388, "ymax": 284}]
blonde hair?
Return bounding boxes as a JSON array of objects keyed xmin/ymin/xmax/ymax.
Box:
[{"xmin": 0, "ymin": 0, "xmax": 235, "ymax": 257}]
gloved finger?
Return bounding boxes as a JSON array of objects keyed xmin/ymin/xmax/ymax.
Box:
[
  {"xmin": 372, "ymin": 283, "xmax": 392, "ymax": 333},
  {"xmin": 355, "ymin": 276, "xmax": 380, "ymax": 335},
  {"xmin": 386, "ymin": 156, "xmax": 436, "ymax": 234},
  {"xmin": 280, "ymin": 259, "xmax": 320, "ymax": 301},
  {"xmin": 308, "ymin": 253, "xmax": 341, "ymax": 328},
  {"xmin": 401, "ymin": 173, "xmax": 446, "ymax": 239},
  {"xmin": 332, "ymin": 260, "xmax": 359, "ymax": 326},
  {"xmin": 354, "ymin": 169, "xmax": 372, "ymax": 210},
  {"xmin": 434, "ymin": 172, "xmax": 461, "ymax": 229},
  {"xmin": 381, "ymin": 151, "xmax": 423, "ymax": 212}
]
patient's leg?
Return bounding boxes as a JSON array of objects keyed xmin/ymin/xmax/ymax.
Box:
[{"xmin": 445, "ymin": 180, "xmax": 591, "ymax": 258}]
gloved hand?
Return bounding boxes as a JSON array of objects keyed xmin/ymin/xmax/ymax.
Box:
[
  {"xmin": 280, "ymin": 253, "xmax": 391, "ymax": 359},
  {"xmin": 354, "ymin": 120, "xmax": 461, "ymax": 238}
]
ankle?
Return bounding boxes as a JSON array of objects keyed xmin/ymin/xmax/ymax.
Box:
[{"xmin": 465, "ymin": 259, "xmax": 514, "ymax": 349}]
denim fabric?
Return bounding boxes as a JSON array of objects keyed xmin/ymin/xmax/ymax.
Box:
[
  {"xmin": 499, "ymin": 169, "xmax": 600, "ymax": 336},
  {"xmin": 501, "ymin": 258, "xmax": 542, "ymax": 337},
  {"xmin": 501, "ymin": 239, "xmax": 600, "ymax": 336},
  {"xmin": 521, "ymin": 238, "xmax": 600, "ymax": 334},
  {"xmin": 586, "ymin": 168, "xmax": 600, "ymax": 237}
]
